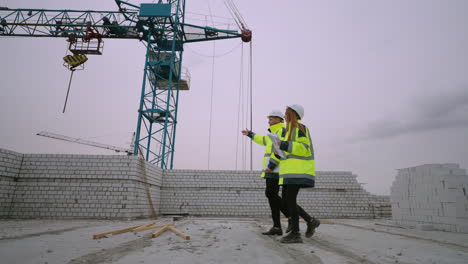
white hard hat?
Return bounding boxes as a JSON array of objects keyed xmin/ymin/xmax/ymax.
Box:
[
  {"xmin": 267, "ymin": 110, "xmax": 284, "ymax": 119},
  {"xmin": 287, "ymin": 104, "xmax": 304, "ymax": 119}
]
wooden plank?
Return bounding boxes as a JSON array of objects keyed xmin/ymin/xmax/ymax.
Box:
[
  {"xmin": 131, "ymin": 221, "xmax": 157, "ymax": 230},
  {"xmin": 133, "ymin": 224, "xmax": 174, "ymax": 232},
  {"xmin": 168, "ymin": 226, "xmax": 191, "ymax": 240},
  {"xmin": 93, "ymin": 221, "xmax": 156, "ymax": 239},
  {"xmin": 151, "ymin": 224, "xmax": 170, "ymax": 238},
  {"xmin": 281, "ymin": 219, "xmax": 334, "ymax": 224}
]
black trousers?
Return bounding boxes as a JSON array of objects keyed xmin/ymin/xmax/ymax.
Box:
[
  {"xmin": 265, "ymin": 179, "xmax": 311, "ymax": 229},
  {"xmin": 283, "ymin": 184, "xmax": 312, "ymax": 233},
  {"xmin": 265, "ymin": 178, "xmax": 288, "ymax": 228}
]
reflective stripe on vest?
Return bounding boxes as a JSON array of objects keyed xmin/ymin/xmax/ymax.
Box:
[
  {"xmin": 285, "ymin": 154, "xmax": 314, "ymax": 160},
  {"xmin": 257, "ymin": 122, "xmax": 285, "ymax": 178},
  {"xmin": 280, "ymin": 173, "xmax": 315, "ymax": 179}
]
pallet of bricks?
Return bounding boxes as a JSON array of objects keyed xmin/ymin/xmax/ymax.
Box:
[{"xmin": 390, "ymin": 163, "xmax": 468, "ymax": 233}]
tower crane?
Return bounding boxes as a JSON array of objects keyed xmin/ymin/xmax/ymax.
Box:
[{"xmin": 0, "ymin": 0, "xmax": 251, "ymax": 169}]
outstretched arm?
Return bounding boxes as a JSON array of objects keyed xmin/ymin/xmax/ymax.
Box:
[{"xmin": 241, "ymin": 129, "xmax": 269, "ymax": 146}]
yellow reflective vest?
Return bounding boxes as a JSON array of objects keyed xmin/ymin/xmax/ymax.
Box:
[
  {"xmin": 250, "ymin": 122, "xmax": 286, "ymax": 179},
  {"xmin": 278, "ymin": 122, "xmax": 315, "ymax": 187}
]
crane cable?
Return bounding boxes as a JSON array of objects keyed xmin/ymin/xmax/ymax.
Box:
[
  {"xmin": 207, "ymin": 0, "xmax": 216, "ymax": 169},
  {"xmin": 224, "ymin": 0, "xmax": 248, "ymax": 30},
  {"xmin": 223, "ymin": 0, "xmax": 253, "ymax": 170},
  {"xmin": 223, "ymin": 1, "xmax": 241, "ymax": 30},
  {"xmin": 235, "ymin": 44, "xmax": 244, "ymax": 169},
  {"xmin": 249, "ymin": 41, "xmax": 253, "ymax": 171},
  {"xmin": 62, "ymin": 70, "xmax": 75, "ymax": 113},
  {"xmin": 206, "ymin": 0, "xmax": 253, "ymax": 170},
  {"xmin": 207, "ymin": 40, "xmax": 216, "ymax": 170},
  {"xmin": 185, "ymin": 42, "xmax": 241, "ymax": 58},
  {"xmin": 234, "ymin": 41, "xmax": 253, "ymax": 170},
  {"xmin": 62, "ymin": 42, "xmax": 74, "ymax": 113}
]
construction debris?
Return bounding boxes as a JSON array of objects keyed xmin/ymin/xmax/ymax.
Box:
[
  {"xmin": 151, "ymin": 224, "xmax": 170, "ymax": 239},
  {"xmin": 167, "ymin": 226, "xmax": 191, "ymax": 240},
  {"xmin": 93, "ymin": 221, "xmax": 156, "ymax": 239},
  {"xmin": 151, "ymin": 224, "xmax": 190, "ymax": 240},
  {"xmin": 92, "ymin": 221, "xmax": 190, "ymax": 240},
  {"xmin": 281, "ymin": 219, "xmax": 335, "ymax": 225},
  {"xmin": 133, "ymin": 224, "xmax": 174, "ymax": 232}
]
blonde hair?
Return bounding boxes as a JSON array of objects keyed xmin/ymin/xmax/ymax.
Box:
[{"xmin": 285, "ymin": 107, "xmax": 306, "ymax": 141}]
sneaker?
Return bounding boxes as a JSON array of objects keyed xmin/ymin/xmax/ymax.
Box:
[
  {"xmin": 262, "ymin": 227, "xmax": 283, "ymax": 236},
  {"xmin": 285, "ymin": 219, "xmax": 292, "ymax": 233},
  {"xmin": 280, "ymin": 232, "xmax": 303, "ymax": 244},
  {"xmin": 305, "ymin": 218, "xmax": 320, "ymax": 238}
]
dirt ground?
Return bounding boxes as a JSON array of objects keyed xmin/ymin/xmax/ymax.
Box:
[{"xmin": 0, "ymin": 217, "xmax": 467, "ymax": 264}]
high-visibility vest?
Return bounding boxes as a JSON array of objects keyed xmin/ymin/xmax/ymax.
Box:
[
  {"xmin": 251, "ymin": 122, "xmax": 285, "ymax": 178},
  {"xmin": 278, "ymin": 122, "xmax": 315, "ymax": 186}
]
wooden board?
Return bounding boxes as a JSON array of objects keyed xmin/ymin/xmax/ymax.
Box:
[
  {"xmin": 151, "ymin": 224, "xmax": 170, "ymax": 238},
  {"xmin": 281, "ymin": 219, "xmax": 334, "ymax": 224},
  {"xmin": 134, "ymin": 221, "xmax": 157, "ymax": 229},
  {"xmin": 133, "ymin": 224, "xmax": 174, "ymax": 232},
  {"xmin": 93, "ymin": 221, "xmax": 156, "ymax": 239},
  {"xmin": 168, "ymin": 226, "xmax": 190, "ymax": 240}
]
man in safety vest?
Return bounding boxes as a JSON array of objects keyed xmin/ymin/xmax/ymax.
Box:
[
  {"xmin": 242, "ymin": 110, "xmax": 288, "ymax": 236},
  {"xmin": 241, "ymin": 110, "xmax": 290, "ymax": 235}
]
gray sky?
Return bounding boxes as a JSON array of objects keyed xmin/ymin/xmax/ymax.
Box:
[{"xmin": 1, "ymin": 0, "xmax": 467, "ymax": 195}]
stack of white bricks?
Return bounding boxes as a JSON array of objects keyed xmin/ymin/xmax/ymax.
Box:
[
  {"xmin": 369, "ymin": 194, "xmax": 392, "ymax": 218},
  {"xmin": 391, "ymin": 164, "xmax": 468, "ymax": 233},
  {"xmin": 161, "ymin": 170, "xmax": 388, "ymax": 218}
]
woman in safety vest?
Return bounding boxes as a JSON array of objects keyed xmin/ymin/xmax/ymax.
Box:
[{"xmin": 277, "ymin": 104, "xmax": 320, "ymax": 244}]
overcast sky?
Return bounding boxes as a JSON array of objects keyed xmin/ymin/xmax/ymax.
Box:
[{"xmin": 1, "ymin": 0, "xmax": 467, "ymax": 195}]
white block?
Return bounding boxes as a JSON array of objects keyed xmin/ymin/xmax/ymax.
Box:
[
  {"xmin": 438, "ymin": 191, "xmax": 458, "ymax": 203},
  {"xmin": 442, "ymin": 202, "xmax": 459, "ymax": 217},
  {"xmin": 417, "ymin": 224, "xmax": 435, "ymax": 231},
  {"xmin": 456, "ymin": 224, "xmax": 468, "ymax": 233}
]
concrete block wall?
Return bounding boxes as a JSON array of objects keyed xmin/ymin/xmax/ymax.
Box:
[
  {"xmin": 6, "ymin": 152, "xmax": 162, "ymax": 219},
  {"xmin": 0, "ymin": 149, "xmax": 23, "ymax": 217},
  {"xmin": 391, "ymin": 164, "xmax": 468, "ymax": 233},
  {"xmin": 160, "ymin": 170, "xmax": 263, "ymax": 216},
  {"xmin": 160, "ymin": 170, "xmax": 385, "ymax": 218},
  {"xmin": 133, "ymin": 158, "xmax": 162, "ymax": 218},
  {"xmin": 0, "ymin": 147, "xmax": 390, "ymax": 219}
]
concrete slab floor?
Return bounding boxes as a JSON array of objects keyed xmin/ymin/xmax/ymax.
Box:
[{"xmin": 0, "ymin": 217, "xmax": 467, "ymax": 264}]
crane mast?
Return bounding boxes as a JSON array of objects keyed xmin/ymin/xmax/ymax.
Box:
[{"xmin": 0, "ymin": 0, "xmax": 251, "ymax": 169}]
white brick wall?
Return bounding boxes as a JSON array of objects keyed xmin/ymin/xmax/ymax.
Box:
[
  {"xmin": 391, "ymin": 164, "xmax": 468, "ymax": 233},
  {"xmin": 2, "ymin": 151, "xmax": 163, "ymax": 219},
  {"xmin": 0, "ymin": 148, "xmax": 389, "ymax": 219},
  {"xmin": 160, "ymin": 170, "xmax": 388, "ymax": 218},
  {"xmin": 0, "ymin": 148, "xmax": 23, "ymax": 217}
]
